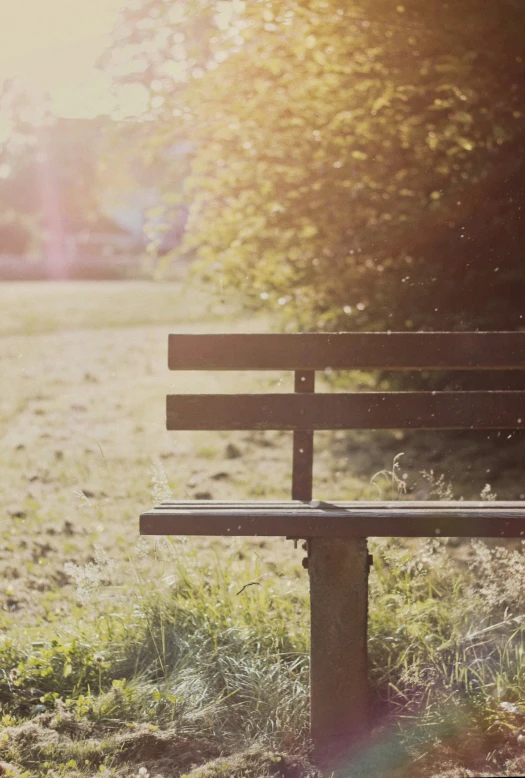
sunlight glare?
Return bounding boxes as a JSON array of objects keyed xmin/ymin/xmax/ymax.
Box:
[{"xmin": 0, "ymin": 0, "xmax": 139, "ymax": 118}]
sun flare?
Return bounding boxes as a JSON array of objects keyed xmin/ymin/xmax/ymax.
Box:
[{"xmin": 0, "ymin": 0, "xmax": 144, "ymax": 118}]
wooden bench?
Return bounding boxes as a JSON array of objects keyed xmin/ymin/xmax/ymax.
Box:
[{"xmin": 140, "ymin": 332, "xmax": 525, "ymax": 759}]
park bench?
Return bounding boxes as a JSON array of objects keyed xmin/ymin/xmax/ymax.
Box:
[{"xmin": 140, "ymin": 331, "xmax": 525, "ymax": 760}]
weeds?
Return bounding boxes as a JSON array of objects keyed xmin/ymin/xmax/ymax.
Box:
[
  {"xmin": 63, "ymin": 546, "xmax": 115, "ymax": 604},
  {"xmin": 421, "ymin": 470, "xmax": 456, "ymax": 501},
  {"xmin": 1, "ymin": 543, "xmax": 310, "ymax": 775},
  {"xmin": 150, "ymin": 460, "xmax": 173, "ymax": 506},
  {"xmin": 2, "ymin": 390, "xmax": 525, "ymax": 778},
  {"xmin": 370, "ymin": 453, "xmax": 408, "ymax": 499},
  {"xmin": 3, "ymin": 526, "xmax": 525, "ymax": 776}
]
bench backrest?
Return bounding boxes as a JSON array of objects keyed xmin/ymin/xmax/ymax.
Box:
[{"xmin": 167, "ymin": 332, "xmax": 525, "ymax": 499}]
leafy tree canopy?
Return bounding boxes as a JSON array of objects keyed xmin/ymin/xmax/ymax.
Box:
[{"xmin": 108, "ymin": 0, "xmax": 525, "ymax": 331}]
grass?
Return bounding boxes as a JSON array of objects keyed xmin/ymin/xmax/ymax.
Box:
[
  {"xmin": 0, "ymin": 276, "xmax": 243, "ymax": 337},
  {"xmin": 2, "ymin": 279, "xmax": 525, "ymax": 777},
  {"xmin": 0, "ymin": 543, "xmax": 310, "ymax": 776},
  {"xmin": 4, "ymin": 537, "xmax": 525, "ymax": 777}
]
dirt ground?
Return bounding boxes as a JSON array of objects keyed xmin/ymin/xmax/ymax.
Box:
[
  {"xmin": 1, "ymin": 279, "xmax": 523, "ymax": 631},
  {"xmin": 0, "ymin": 281, "xmax": 296, "ymax": 630}
]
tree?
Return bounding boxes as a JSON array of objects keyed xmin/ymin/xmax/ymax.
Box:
[
  {"xmin": 0, "ymin": 79, "xmax": 46, "ymax": 253},
  {"xmin": 107, "ymin": 0, "xmax": 525, "ymax": 332},
  {"xmin": 0, "ymin": 80, "xmax": 119, "ymax": 260}
]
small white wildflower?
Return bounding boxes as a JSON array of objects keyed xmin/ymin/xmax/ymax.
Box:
[
  {"xmin": 229, "ymin": 536, "xmax": 241, "ymax": 553},
  {"xmin": 469, "ymin": 540, "xmax": 525, "ymax": 610},
  {"xmin": 421, "ymin": 470, "xmax": 454, "ymax": 501},
  {"xmin": 151, "ymin": 458, "xmax": 173, "ymax": 504},
  {"xmin": 500, "ymin": 701, "xmax": 520, "ymax": 714},
  {"xmin": 64, "ymin": 545, "xmax": 115, "ymax": 603},
  {"xmin": 93, "ymin": 545, "xmax": 110, "ymax": 567},
  {"xmin": 480, "ymin": 483, "xmax": 497, "ymax": 501},
  {"xmin": 134, "ymin": 536, "xmax": 150, "ymax": 561}
]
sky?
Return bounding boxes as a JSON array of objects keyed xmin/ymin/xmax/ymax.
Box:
[{"xmin": 0, "ymin": 0, "xmax": 148, "ymax": 119}]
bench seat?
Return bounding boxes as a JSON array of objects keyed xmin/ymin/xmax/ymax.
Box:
[
  {"xmin": 140, "ymin": 500, "xmax": 525, "ymax": 538},
  {"xmin": 145, "ymin": 331, "xmax": 525, "ymax": 755}
]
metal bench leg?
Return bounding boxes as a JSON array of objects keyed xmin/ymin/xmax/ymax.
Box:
[{"xmin": 309, "ymin": 536, "xmax": 370, "ymax": 763}]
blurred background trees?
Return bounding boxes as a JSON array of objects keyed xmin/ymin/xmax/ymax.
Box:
[
  {"xmin": 2, "ymin": 0, "xmax": 524, "ymax": 325},
  {"xmin": 107, "ymin": 0, "xmax": 525, "ymax": 331},
  {"xmin": 0, "ymin": 79, "xmax": 45, "ymax": 256},
  {"xmin": 0, "ymin": 80, "xmax": 145, "ymax": 278}
]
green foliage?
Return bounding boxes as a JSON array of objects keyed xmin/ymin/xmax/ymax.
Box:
[
  {"xmin": 5, "ymin": 538, "xmax": 525, "ymax": 774},
  {"xmin": 0, "ymin": 547, "xmax": 309, "ymax": 749},
  {"xmin": 108, "ymin": 0, "xmax": 525, "ymax": 331},
  {"xmin": 0, "ymin": 632, "xmax": 116, "ymax": 715}
]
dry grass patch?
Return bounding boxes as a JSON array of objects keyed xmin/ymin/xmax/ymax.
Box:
[{"xmin": 2, "ymin": 280, "xmax": 525, "ymax": 778}]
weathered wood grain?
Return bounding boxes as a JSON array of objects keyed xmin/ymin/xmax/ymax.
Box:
[
  {"xmin": 140, "ymin": 501, "xmax": 525, "ymax": 538},
  {"xmin": 292, "ymin": 369, "xmax": 315, "ymax": 501},
  {"xmin": 168, "ymin": 332, "xmax": 525, "ymax": 371},
  {"xmin": 156, "ymin": 500, "xmax": 525, "ymax": 508},
  {"xmin": 167, "ymin": 391, "xmax": 525, "ymax": 430},
  {"xmin": 310, "ymin": 537, "xmax": 369, "ymax": 755}
]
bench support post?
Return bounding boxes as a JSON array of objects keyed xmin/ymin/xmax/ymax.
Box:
[
  {"xmin": 309, "ymin": 536, "xmax": 370, "ymax": 762},
  {"xmin": 292, "ymin": 370, "xmax": 370, "ymax": 759}
]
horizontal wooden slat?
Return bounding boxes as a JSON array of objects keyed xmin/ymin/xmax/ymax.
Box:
[
  {"xmin": 168, "ymin": 333, "xmax": 525, "ymax": 371},
  {"xmin": 156, "ymin": 500, "xmax": 525, "ymax": 509},
  {"xmin": 140, "ymin": 500, "xmax": 525, "ymax": 538},
  {"xmin": 167, "ymin": 391, "xmax": 525, "ymax": 430}
]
